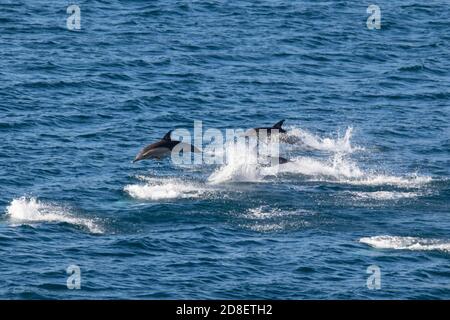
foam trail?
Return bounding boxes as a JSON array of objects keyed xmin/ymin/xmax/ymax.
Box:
[
  {"xmin": 5, "ymin": 197, "xmax": 102, "ymax": 234},
  {"xmin": 270, "ymin": 154, "xmax": 431, "ymax": 187},
  {"xmin": 207, "ymin": 126, "xmax": 359, "ymax": 184},
  {"xmin": 351, "ymin": 191, "xmax": 420, "ymax": 200},
  {"xmin": 240, "ymin": 206, "xmax": 312, "ymax": 232},
  {"xmin": 125, "ymin": 177, "xmax": 207, "ymax": 200},
  {"xmin": 244, "ymin": 206, "xmax": 314, "ymax": 220},
  {"xmin": 268, "ymin": 154, "xmax": 363, "ymax": 179},
  {"xmin": 360, "ymin": 236, "xmax": 450, "ymax": 253},
  {"xmin": 338, "ymin": 174, "xmax": 431, "ymax": 187}
]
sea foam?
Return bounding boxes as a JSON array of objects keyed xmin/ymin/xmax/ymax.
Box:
[
  {"xmin": 5, "ymin": 197, "xmax": 102, "ymax": 234},
  {"xmin": 360, "ymin": 236, "xmax": 450, "ymax": 253},
  {"xmin": 207, "ymin": 126, "xmax": 431, "ymax": 187},
  {"xmin": 125, "ymin": 177, "xmax": 207, "ymax": 200},
  {"xmin": 351, "ymin": 191, "xmax": 421, "ymax": 200}
]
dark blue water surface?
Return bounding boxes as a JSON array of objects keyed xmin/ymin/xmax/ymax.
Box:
[{"xmin": 1, "ymin": 0, "xmax": 449, "ymax": 299}]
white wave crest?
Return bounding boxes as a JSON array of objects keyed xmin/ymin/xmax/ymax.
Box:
[
  {"xmin": 5, "ymin": 197, "xmax": 102, "ymax": 234},
  {"xmin": 360, "ymin": 236, "xmax": 450, "ymax": 252},
  {"xmin": 125, "ymin": 177, "xmax": 207, "ymax": 200}
]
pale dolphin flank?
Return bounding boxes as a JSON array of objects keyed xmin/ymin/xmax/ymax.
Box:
[
  {"xmin": 244, "ymin": 119, "xmax": 287, "ymax": 137},
  {"xmin": 133, "ymin": 130, "xmax": 201, "ymax": 163}
]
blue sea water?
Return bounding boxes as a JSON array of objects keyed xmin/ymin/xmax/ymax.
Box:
[{"xmin": 0, "ymin": 0, "xmax": 449, "ymax": 299}]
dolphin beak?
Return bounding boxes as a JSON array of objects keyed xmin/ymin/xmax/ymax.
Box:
[{"xmin": 133, "ymin": 154, "xmax": 142, "ymax": 163}]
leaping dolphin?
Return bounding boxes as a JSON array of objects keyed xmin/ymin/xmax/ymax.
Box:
[{"xmin": 133, "ymin": 130, "xmax": 201, "ymax": 163}]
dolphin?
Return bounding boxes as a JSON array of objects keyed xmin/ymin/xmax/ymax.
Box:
[
  {"xmin": 245, "ymin": 119, "xmax": 304, "ymax": 145},
  {"xmin": 133, "ymin": 130, "xmax": 201, "ymax": 163},
  {"xmin": 244, "ymin": 119, "xmax": 287, "ymax": 137}
]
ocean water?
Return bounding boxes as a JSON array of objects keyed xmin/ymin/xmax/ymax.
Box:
[{"xmin": 0, "ymin": 0, "xmax": 449, "ymax": 299}]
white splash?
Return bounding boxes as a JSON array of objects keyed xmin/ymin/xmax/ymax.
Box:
[
  {"xmin": 287, "ymin": 126, "xmax": 361, "ymax": 153},
  {"xmin": 271, "ymin": 154, "xmax": 363, "ymax": 179},
  {"xmin": 125, "ymin": 177, "xmax": 207, "ymax": 200},
  {"xmin": 203, "ymin": 126, "xmax": 433, "ymax": 188},
  {"xmin": 273, "ymin": 154, "xmax": 431, "ymax": 188},
  {"xmin": 207, "ymin": 141, "xmax": 265, "ymax": 184},
  {"xmin": 207, "ymin": 129, "xmax": 363, "ymax": 184},
  {"xmin": 5, "ymin": 197, "xmax": 102, "ymax": 234},
  {"xmin": 360, "ymin": 236, "xmax": 450, "ymax": 253}
]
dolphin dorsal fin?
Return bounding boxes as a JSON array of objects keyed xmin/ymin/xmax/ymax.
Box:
[
  {"xmin": 162, "ymin": 130, "xmax": 173, "ymax": 141},
  {"xmin": 273, "ymin": 120, "xmax": 285, "ymax": 129}
]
